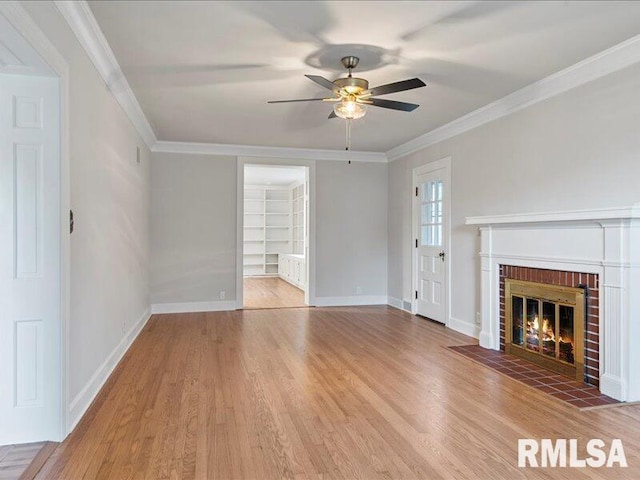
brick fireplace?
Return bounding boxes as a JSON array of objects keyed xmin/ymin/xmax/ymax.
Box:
[
  {"xmin": 466, "ymin": 205, "xmax": 640, "ymax": 402},
  {"xmin": 499, "ymin": 266, "xmax": 598, "ymax": 387}
]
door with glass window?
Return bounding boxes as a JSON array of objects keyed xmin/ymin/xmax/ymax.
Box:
[{"xmin": 415, "ymin": 169, "xmax": 447, "ymax": 323}]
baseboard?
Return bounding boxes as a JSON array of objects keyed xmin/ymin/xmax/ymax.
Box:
[
  {"xmin": 387, "ymin": 296, "xmax": 412, "ymax": 313},
  {"xmin": 600, "ymin": 373, "xmax": 625, "ymax": 402},
  {"xmin": 314, "ymin": 295, "xmax": 388, "ymax": 307},
  {"xmin": 448, "ymin": 316, "xmax": 481, "ymax": 339},
  {"xmin": 150, "ymin": 300, "xmax": 237, "ymax": 314},
  {"xmin": 68, "ymin": 306, "xmax": 151, "ymax": 432}
]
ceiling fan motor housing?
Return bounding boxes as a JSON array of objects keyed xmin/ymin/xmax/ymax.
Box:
[{"xmin": 333, "ymin": 77, "xmax": 369, "ymax": 95}]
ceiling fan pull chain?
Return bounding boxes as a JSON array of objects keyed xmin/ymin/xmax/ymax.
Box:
[{"xmin": 346, "ymin": 118, "xmax": 352, "ymax": 164}]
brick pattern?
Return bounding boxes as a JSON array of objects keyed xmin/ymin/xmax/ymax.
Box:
[
  {"xmin": 499, "ymin": 265, "xmax": 599, "ymax": 388},
  {"xmin": 449, "ymin": 345, "xmax": 617, "ymax": 409}
]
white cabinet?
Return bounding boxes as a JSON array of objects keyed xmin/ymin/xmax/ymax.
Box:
[{"xmin": 279, "ymin": 254, "xmax": 305, "ymax": 289}]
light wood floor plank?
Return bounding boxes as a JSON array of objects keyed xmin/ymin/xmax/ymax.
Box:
[
  {"xmin": 244, "ymin": 277, "xmax": 305, "ymax": 309},
  {"xmin": 34, "ymin": 306, "xmax": 640, "ymax": 479}
]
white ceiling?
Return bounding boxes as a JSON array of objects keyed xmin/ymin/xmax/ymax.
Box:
[
  {"xmin": 245, "ymin": 165, "xmax": 305, "ymax": 187},
  {"xmin": 88, "ymin": 1, "xmax": 640, "ymax": 153}
]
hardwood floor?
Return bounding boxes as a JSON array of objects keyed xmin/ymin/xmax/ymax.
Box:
[
  {"xmin": 243, "ymin": 277, "xmax": 305, "ymax": 309},
  {"xmin": 36, "ymin": 306, "xmax": 640, "ymax": 479},
  {"xmin": 0, "ymin": 442, "xmax": 56, "ymax": 480}
]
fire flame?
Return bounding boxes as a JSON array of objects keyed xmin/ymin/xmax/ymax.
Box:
[
  {"xmin": 527, "ymin": 315, "xmax": 574, "ymax": 346},
  {"xmin": 542, "ymin": 318, "xmax": 555, "ymax": 342}
]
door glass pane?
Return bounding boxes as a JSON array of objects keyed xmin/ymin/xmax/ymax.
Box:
[
  {"xmin": 559, "ymin": 306, "xmax": 575, "ymax": 364},
  {"xmin": 512, "ymin": 296, "xmax": 524, "ymax": 346},
  {"xmin": 419, "ymin": 179, "xmax": 444, "ymax": 247},
  {"xmin": 525, "ymin": 299, "xmax": 539, "ymax": 352},
  {"xmin": 541, "ymin": 301, "xmax": 556, "ymax": 358}
]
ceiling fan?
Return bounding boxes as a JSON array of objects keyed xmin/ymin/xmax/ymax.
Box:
[{"xmin": 268, "ymin": 56, "xmax": 426, "ymax": 121}]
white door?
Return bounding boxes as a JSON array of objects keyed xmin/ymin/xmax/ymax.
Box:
[
  {"xmin": 0, "ymin": 74, "xmax": 61, "ymax": 444},
  {"xmin": 415, "ymin": 168, "xmax": 447, "ymax": 323}
]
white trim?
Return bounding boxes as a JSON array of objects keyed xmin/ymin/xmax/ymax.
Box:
[
  {"xmin": 315, "ymin": 295, "xmax": 388, "ymax": 307},
  {"xmin": 151, "ymin": 301, "xmax": 237, "ymax": 314},
  {"xmin": 387, "ymin": 34, "xmax": 640, "ymax": 161},
  {"xmin": 236, "ymin": 160, "xmax": 244, "ymax": 309},
  {"xmin": 68, "ymin": 307, "xmax": 151, "ymax": 431},
  {"xmin": 152, "ymin": 141, "xmax": 387, "ymax": 164},
  {"xmin": 387, "ymin": 296, "xmax": 404, "ymax": 310},
  {"xmin": 467, "ymin": 204, "xmax": 640, "ymax": 226},
  {"xmin": 0, "ymin": 0, "xmax": 71, "ymax": 441},
  {"xmin": 411, "ymin": 157, "xmax": 452, "ymax": 325},
  {"xmin": 53, "ymin": 0, "xmax": 157, "ymax": 148},
  {"xmin": 387, "ymin": 297, "xmax": 413, "ymax": 314},
  {"xmin": 448, "ymin": 316, "xmax": 480, "ymax": 339}
]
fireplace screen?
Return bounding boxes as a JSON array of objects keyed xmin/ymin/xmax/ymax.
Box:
[{"xmin": 506, "ymin": 279, "xmax": 584, "ymax": 381}]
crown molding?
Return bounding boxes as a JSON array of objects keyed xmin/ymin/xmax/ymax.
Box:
[
  {"xmin": 54, "ymin": 0, "xmax": 157, "ymax": 148},
  {"xmin": 387, "ymin": 34, "xmax": 640, "ymax": 162},
  {"xmin": 152, "ymin": 141, "xmax": 388, "ymax": 163}
]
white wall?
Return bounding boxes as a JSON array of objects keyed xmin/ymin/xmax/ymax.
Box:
[
  {"xmin": 150, "ymin": 154, "xmax": 388, "ymax": 305},
  {"xmin": 389, "ymin": 62, "xmax": 640, "ymax": 333},
  {"xmin": 22, "ymin": 2, "xmax": 151, "ymax": 422},
  {"xmin": 316, "ymin": 161, "xmax": 388, "ymax": 301},
  {"xmin": 150, "ymin": 153, "xmax": 237, "ymax": 305}
]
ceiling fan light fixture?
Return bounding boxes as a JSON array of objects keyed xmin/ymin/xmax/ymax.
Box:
[{"xmin": 333, "ymin": 99, "xmax": 367, "ymax": 120}]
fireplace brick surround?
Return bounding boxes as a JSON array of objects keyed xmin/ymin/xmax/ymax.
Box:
[
  {"xmin": 466, "ymin": 205, "xmax": 640, "ymax": 402},
  {"xmin": 499, "ymin": 265, "xmax": 599, "ymax": 387}
]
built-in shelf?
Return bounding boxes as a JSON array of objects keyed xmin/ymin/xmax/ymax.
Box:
[{"xmin": 243, "ymin": 185, "xmax": 292, "ymax": 276}]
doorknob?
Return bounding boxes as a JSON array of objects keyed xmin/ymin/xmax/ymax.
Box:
[{"xmin": 439, "ymin": 251, "xmax": 445, "ymax": 261}]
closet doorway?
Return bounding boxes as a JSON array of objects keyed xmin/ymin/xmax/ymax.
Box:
[{"xmin": 242, "ymin": 164, "xmax": 309, "ymax": 309}]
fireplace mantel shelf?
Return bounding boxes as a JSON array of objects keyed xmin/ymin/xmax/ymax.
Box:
[{"xmin": 466, "ymin": 203, "xmax": 640, "ymax": 226}]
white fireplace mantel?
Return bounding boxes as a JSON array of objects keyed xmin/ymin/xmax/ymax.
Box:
[{"xmin": 466, "ymin": 205, "xmax": 640, "ymax": 401}]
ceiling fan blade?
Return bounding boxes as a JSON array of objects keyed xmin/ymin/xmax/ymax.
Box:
[
  {"xmin": 368, "ymin": 98, "xmax": 420, "ymax": 112},
  {"xmin": 328, "ymin": 111, "xmax": 337, "ymax": 119},
  {"xmin": 366, "ymin": 78, "xmax": 426, "ymax": 97},
  {"xmin": 268, "ymin": 98, "xmax": 329, "ymax": 104},
  {"xmin": 305, "ymin": 74, "xmax": 337, "ymax": 91}
]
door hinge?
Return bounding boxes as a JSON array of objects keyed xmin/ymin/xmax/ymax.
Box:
[
  {"xmin": 70, "ymin": 209, "xmax": 74, "ymax": 234},
  {"xmin": 415, "ymin": 238, "xmax": 418, "ymax": 248},
  {"xmin": 415, "ymin": 290, "xmax": 418, "ymax": 300},
  {"xmin": 415, "ymin": 186, "xmax": 418, "ymax": 197}
]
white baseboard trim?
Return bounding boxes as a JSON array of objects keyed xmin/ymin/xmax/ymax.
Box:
[
  {"xmin": 387, "ymin": 296, "xmax": 403, "ymax": 309},
  {"xmin": 600, "ymin": 373, "xmax": 625, "ymax": 402},
  {"xmin": 448, "ymin": 316, "xmax": 481, "ymax": 339},
  {"xmin": 314, "ymin": 295, "xmax": 388, "ymax": 307},
  {"xmin": 68, "ymin": 306, "xmax": 151, "ymax": 432},
  {"xmin": 387, "ymin": 296, "xmax": 413, "ymax": 313},
  {"xmin": 151, "ymin": 300, "xmax": 237, "ymax": 314}
]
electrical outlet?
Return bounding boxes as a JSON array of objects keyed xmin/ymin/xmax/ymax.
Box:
[
  {"xmin": 220, "ymin": 291, "xmax": 226, "ymax": 300},
  {"xmin": 136, "ymin": 146, "xmax": 141, "ymax": 164},
  {"xmin": 476, "ymin": 312, "xmax": 481, "ymax": 324},
  {"xmin": 356, "ymin": 286, "xmax": 362, "ymax": 295}
]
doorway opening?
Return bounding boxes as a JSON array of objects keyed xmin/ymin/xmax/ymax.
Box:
[{"xmin": 242, "ymin": 164, "xmax": 309, "ymax": 309}]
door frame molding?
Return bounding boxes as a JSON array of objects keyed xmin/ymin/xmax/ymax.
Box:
[
  {"xmin": 236, "ymin": 157, "xmax": 316, "ymax": 308},
  {"xmin": 411, "ymin": 157, "xmax": 452, "ymax": 326},
  {"xmin": 0, "ymin": 1, "xmax": 71, "ymax": 440}
]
